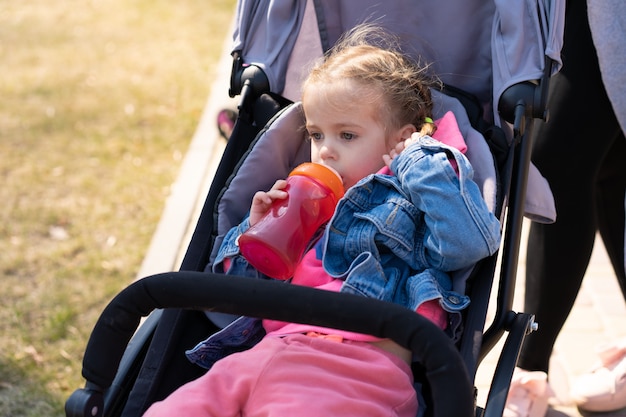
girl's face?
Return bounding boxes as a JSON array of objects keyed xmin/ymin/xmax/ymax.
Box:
[{"xmin": 302, "ymin": 83, "xmax": 415, "ymax": 190}]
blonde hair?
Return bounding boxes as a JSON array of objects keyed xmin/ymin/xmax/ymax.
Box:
[{"xmin": 302, "ymin": 24, "xmax": 439, "ymax": 137}]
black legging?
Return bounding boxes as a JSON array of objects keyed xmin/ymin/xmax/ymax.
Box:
[{"xmin": 517, "ymin": 0, "xmax": 626, "ymax": 373}]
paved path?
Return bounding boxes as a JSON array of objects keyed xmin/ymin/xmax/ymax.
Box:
[
  {"xmin": 138, "ymin": 28, "xmax": 626, "ymax": 417},
  {"xmin": 476, "ymin": 222, "xmax": 626, "ymax": 416}
]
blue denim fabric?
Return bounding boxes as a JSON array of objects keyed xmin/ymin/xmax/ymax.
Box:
[
  {"xmin": 187, "ymin": 219, "xmax": 272, "ymax": 369},
  {"xmin": 323, "ymin": 135, "xmax": 501, "ymax": 311},
  {"xmin": 212, "ymin": 218, "xmax": 265, "ymax": 278},
  {"xmin": 187, "ymin": 135, "xmax": 500, "ymax": 368},
  {"xmin": 186, "ymin": 315, "xmax": 266, "ymax": 369}
]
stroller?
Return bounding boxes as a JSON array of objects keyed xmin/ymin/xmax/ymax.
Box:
[{"xmin": 65, "ymin": 1, "xmax": 565, "ymax": 416}]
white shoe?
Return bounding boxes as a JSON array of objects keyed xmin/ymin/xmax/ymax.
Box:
[
  {"xmin": 504, "ymin": 367, "xmax": 554, "ymax": 417},
  {"xmin": 570, "ymin": 338, "xmax": 626, "ymax": 412}
]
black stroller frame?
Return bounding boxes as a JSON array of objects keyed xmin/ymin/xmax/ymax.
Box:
[{"xmin": 66, "ymin": 1, "xmax": 565, "ymax": 416}]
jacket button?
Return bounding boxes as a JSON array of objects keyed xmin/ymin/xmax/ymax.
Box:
[{"xmin": 448, "ymin": 295, "xmax": 460, "ymax": 304}]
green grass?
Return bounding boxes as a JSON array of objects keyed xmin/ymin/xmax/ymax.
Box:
[{"xmin": 0, "ymin": 0, "xmax": 235, "ymax": 415}]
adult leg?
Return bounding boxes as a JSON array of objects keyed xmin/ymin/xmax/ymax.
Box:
[
  {"xmin": 518, "ymin": 0, "xmax": 622, "ymax": 373},
  {"xmin": 595, "ymin": 134, "xmax": 626, "ymax": 295},
  {"xmin": 569, "ymin": 141, "xmax": 626, "ymax": 411}
]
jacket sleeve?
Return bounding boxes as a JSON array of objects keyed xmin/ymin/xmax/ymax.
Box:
[
  {"xmin": 212, "ymin": 217, "xmax": 267, "ymax": 279},
  {"xmin": 390, "ymin": 136, "xmax": 501, "ymax": 271}
]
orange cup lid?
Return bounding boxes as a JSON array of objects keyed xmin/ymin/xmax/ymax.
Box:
[{"xmin": 289, "ymin": 163, "xmax": 345, "ymax": 199}]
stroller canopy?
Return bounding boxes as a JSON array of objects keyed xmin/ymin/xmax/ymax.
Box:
[{"xmin": 233, "ymin": 0, "xmax": 564, "ymax": 123}]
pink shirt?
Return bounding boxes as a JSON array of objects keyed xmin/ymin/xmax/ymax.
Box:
[{"xmin": 263, "ymin": 248, "xmax": 448, "ymax": 340}]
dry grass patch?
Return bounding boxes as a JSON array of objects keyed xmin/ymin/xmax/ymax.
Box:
[{"xmin": 0, "ymin": 0, "xmax": 234, "ymax": 415}]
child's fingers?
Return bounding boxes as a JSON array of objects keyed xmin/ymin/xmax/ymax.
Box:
[
  {"xmin": 249, "ymin": 192, "xmax": 273, "ymax": 226},
  {"xmin": 384, "ymin": 142, "xmax": 404, "ymax": 162},
  {"xmin": 267, "ymin": 179, "xmax": 288, "ymax": 200},
  {"xmin": 253, "ymin": 180, "xmax": 287, "ymax": 204},
  {"xmin": 271, "ymin": 179, "xmax": 288, "ymax": 191},
  {"xmin": 267, "ymin": 189, "xmax": 288, "ymax": 200},
  {"xmin": 251, "ymin": 191, "xmax": 272, "ymax": 207},
  {"xmin": 382, "ymin": 153, "xmax": 393, "ymax": 168},
  {"xmin": 384, "ymin": 134, "xmax": 425, "ymax": 169},
  {"xmin": 404, "ymin": 132, "xmax": 422, "ymax": 148},
  {"xmin": 249, "ymin": 180, "xmax": 289, "ymax": 225}
]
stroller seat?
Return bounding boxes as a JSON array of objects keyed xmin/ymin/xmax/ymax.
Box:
[{"xmin": 66, "ymin": 1, "xmax": 565, "ymax": 416}]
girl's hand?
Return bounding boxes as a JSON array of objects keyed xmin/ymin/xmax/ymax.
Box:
[
  {"xmin": 249, "ymin": 179, "xmax": 288, "ymax": 226},
  {"xmin": 383, "ymin": 133, "xmax": 422, "ymax": 168}
]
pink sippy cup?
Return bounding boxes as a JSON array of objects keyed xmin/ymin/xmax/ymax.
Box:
[{"xmin": 238, "ymin": 163, "xmax": 344, "ymax": 280}]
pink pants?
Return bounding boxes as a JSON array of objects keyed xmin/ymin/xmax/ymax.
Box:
[{"xmin": 143, "ymin": 333, "xmax": 418, "ymax": 417}]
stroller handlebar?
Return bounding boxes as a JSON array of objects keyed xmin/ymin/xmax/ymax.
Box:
[{"xmin": 72, "ymin": 271, "xmax": 475, "ymax": 417}]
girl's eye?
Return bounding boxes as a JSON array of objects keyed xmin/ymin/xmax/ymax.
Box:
[
  {"xmin": 308, "ymin": 132, "xmax": 323, "ymax": 141},
  {"xmin": 341, "ymin": 132, "xmax": 356, "ymax": 141}
]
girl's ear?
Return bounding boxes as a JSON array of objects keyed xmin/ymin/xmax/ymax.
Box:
[
  {"xmin": 399, "ymin": 124, "xmax": 417, "ymax": 140},
  {"xmin": 387, "ymin": 124, "xmax": 417, "ymax": 149}
]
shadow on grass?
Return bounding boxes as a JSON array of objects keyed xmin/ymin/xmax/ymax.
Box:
[{"xmin": 0, "ymin": 358, "xmax": 64, "ymax": 417}]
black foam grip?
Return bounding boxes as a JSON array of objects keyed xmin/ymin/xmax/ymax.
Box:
[{"xmin": 82, "ymin": 272, "xmax": 474, "ymax": 417}]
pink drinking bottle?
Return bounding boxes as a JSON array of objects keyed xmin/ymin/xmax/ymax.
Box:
[{"xmin": 238, "ymin": 163, "xmax": 344, "ymax": 280}]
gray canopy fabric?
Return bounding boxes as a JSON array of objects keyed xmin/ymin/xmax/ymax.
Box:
[
  {"xmin": 587, "ymin": 0, "xmax": 626, "ymax": 134},
  {"xmin": 229, "ymin": 0, "xmax": 562, "ymax": 223},
  {"xmin": 231, "ymin": 0, "xmax": 564, "ymax": 124},
  {"xmin": 232, "ymin": 0, "xmax": 307, "ymax": 96},
  {"xmin": 491, "ymin": 0, "xmax": 565, "ymax": 119}
]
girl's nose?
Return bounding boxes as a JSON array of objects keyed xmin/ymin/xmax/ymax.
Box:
[{"xmin": 318, "ymin": 144, "xmax": 335, "ymax": 161}]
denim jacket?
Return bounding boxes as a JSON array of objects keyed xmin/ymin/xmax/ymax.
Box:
[
  {"xmin": 186, "ymin": 135, "xmax": 501, "ymax": 369},
  {"xmin": 324, "ymin": 135, "xmax": 501, "ymax": 307}
]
